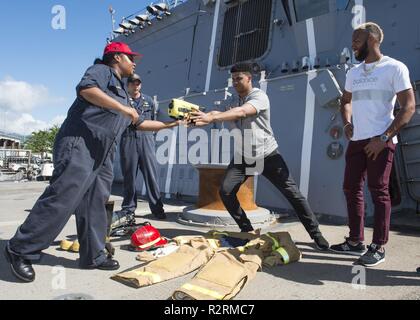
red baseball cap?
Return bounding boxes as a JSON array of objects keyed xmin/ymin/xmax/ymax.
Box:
[{"xmin": 103, "ymin": 42, "xmax": 142, "ymax": 57}]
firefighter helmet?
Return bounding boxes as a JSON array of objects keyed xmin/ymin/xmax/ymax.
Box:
[{"xmin": 130, "ymin": 223, "xmax": 168, "ymax": 251}]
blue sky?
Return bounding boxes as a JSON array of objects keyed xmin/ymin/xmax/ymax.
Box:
[{"xmin": 0, "ymin": 0, "xmax": 154, "ymax": 135}]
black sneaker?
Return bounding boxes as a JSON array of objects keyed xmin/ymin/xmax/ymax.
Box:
[
  {"xmin": 313, "ymin": 234, "xmax": 329, "ymax": 251},
  {"xmin": 152, "ymin": 211, "xmax": 167, "ymax": 220},
  {"xmin": 109, "ymin": 211, "xmax": 137, "ymax": 236},
  {"xmin": 330, "ymin": 238, "xmax": 366, "ymax": 256},
  {"xmin": 355, "ymin": 244, "xmax": 385, "ymax": 267},
  {"xmin": 111, "ymin": 211, "xmax": 135, "ymax": 229},
  {"xmin": 417, "ymin": 267, "xmax": 420, "ymax": 273}
]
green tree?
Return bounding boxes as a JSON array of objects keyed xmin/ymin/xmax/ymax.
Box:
[
  {"xmin": 48, "ymin": 125, "xmax": 60, "ymax": 147},
  {"xmin": 24, "ymin": 125, "xmax": 60, "ymax": 159}
]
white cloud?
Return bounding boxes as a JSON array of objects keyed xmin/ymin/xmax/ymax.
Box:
[
  {"xmin": 0, "ymin": 76, "xmax": 65, "ymax": 112},
  {"xmin": 50, "ymin": 115, "xmax": 66, "ymax": 127},
  {"xmin": 0, "ymin": 111, "xmax": 65, "ymax": 136},
  {"xmin": 0, "ymin": 76, "xmax": 67, "ymax": 135}
]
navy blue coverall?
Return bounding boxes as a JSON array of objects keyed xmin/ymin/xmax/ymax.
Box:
[
  {"xmin": 120, "ymin": 94, "xmax": 164, "ymax": 216},
  {"xmin": 7, "ymin": 64, "xmax": 144, "ymax": 268}
]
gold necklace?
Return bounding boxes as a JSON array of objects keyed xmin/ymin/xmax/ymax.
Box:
[{"xmin": 362, "ymin": 55, "xmax": 383, "ymax": 76}]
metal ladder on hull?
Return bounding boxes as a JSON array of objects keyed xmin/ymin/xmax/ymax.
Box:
[{"xmin": 398, "ymin": 80, "xmax": 420, "ymax": 203}]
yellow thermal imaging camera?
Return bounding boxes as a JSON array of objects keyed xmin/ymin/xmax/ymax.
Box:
[{"xmin": 168, "ymin": 99, "xmax": 205, "ymax": 120}]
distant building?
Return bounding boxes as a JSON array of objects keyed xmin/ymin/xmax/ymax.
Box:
[{"xmin": 0, "ymin": 130, "xmax": 25, "ymax": 149}]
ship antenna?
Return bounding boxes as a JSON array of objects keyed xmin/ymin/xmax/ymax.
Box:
[{"xmin": 109, "ymin": 5, "xmax": 116, "ymax": 40}]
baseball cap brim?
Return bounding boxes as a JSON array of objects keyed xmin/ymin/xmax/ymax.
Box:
[
  {"xmin": 127, "ymin": 52, "xmax": 142, "ymax": 57},
  {"xmin": 128, "ymin": 74, "xmax": 142, "ymax": 83}
]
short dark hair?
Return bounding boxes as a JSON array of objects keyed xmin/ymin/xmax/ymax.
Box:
[
  {"xmin": 102, "ymin": 53, "xmax": 119, "ymax": 65},
  {"xmin": 230, "ymin": 63, "xmax": 253, "ymax": 75},
  {"xmin": 94, "ymin": 53, "xmax": 121, "ymax": 66}
]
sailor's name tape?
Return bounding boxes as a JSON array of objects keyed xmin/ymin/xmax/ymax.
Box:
[
  {"xmin": 181, "ymin": 283, "xmax": 225, "ymax": 300},
  {"xmin": 133, "ymin": 270, "xmax": 161, "ymax": 282}
]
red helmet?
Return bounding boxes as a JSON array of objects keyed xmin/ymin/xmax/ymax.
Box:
[{"xmin": 130, "ymin": 223, "xmax": 167, "ymax": 251}]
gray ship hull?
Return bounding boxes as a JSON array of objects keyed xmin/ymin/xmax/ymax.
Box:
[{"xmin": 113, "ymin": 0, "xmax": 420, "ymax": 219}]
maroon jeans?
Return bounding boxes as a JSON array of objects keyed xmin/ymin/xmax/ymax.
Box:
[{"xmin": 343, "ymin": 138, "xmax": 396, "ymax": 246}]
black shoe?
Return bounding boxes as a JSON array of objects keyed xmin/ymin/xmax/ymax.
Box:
[
  {"xmin": 152, "ymin": 211, "xmax": 167, "ymax": 220},
  {"xmin": 126, "ymin": 212, "xmax": 136, "ymax": 225},
  {"xmin": 330, "ymin": 238, "xmax": 367, "ymax": 256},
  {"xmin": 110, "ymin": 211, "xmax": 137, "ymax": 236},
  {"xmin": 96, "ymin": 258, "xmax": 120, "ymax": 271},
  {"xmin": 313, "ymin": 234, "xmax": 329, "ymax": 251},
  {"xmin": 4, "ymin": 246, "xmax": 35, "ymax": 282},
  {"xmin": 355, "ymin": 244, "xmax": 385, "ymax": 267},
  {"xmin": 417, "ymin": 267, "xmax": 420, "ymax": 273},
  {"xmin": 111, "ymin": 211, "xmax": 135, "ymax": 229}
]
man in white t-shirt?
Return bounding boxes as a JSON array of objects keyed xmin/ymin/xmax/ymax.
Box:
[{"xmin": 330, "ymin": 22, "xmax": 415, "ymax": 267}]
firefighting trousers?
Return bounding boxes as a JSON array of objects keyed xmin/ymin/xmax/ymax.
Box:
[
  {"xmin": 172, "ymin": 231, "xmax": 302, "ymax": 300},
  {"xmin": 111, "ymin": 237, "xmax": 215, "ymax": 288},
  {"xmin": 112, "ymin": 231, "xmax": 301, "ymax": 299}
]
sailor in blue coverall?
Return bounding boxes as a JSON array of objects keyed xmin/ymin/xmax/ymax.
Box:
[
  {"xmin": 119, "ymin": 74, "xmax": 166, "ymax": 220},
  {"xmin": 5, "ymin": 42, "xmax": 179, "ymax": 282}
]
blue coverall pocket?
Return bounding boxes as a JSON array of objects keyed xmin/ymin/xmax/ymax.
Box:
[{"xmin": 51, "ymin": 136, "xmax": 81, "ymax": 184}]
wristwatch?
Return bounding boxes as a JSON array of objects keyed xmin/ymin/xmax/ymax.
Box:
[{"xmin": 380, "ymin": 134, "xmax": 389, "ymax": 142}]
